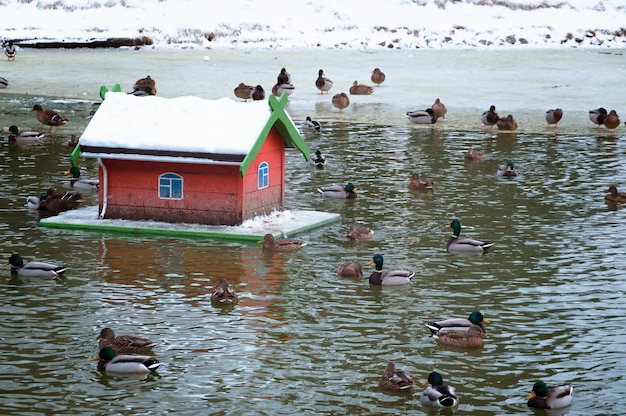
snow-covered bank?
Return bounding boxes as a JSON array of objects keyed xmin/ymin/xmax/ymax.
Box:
[{"xmin": 1, "ymin": 0, "xmax": 625, "ymax": 50}]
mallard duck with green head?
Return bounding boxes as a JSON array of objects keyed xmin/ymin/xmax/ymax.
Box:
[
  {"xmin": 426, "ymin": 311, "xmax": 488, "ymax": 335},
  {"xmin": 482, "ymin": 105, "xmax": 499, "ymax": 132},
  {"xmin": 367, "ymin": 254, "xmax": 414, "ymax": 285},
  {"xmin": 96, "ymin": 327, "xmax": 157, "ymax": 354},
  {"xmin": 5, "ymin": 253, "xmax": 67, "ymax": 278},
  {"xmin": 210, "ymin": 278, "xmax": 239, "ymax": 306},
  {"xmin": 317, "ymin": 183, "xmax": 357, "ymax": 199},
  {"xmin": 93, "ymin": 346, "xmax": 161, "ymax": 374},
  {"xmin": 446, "ymin": 219, "xmax": 494, "ymax": 253},
  {"xmin": 497, "ymin": 160, "xmax": 518, "ymax": 177},
  {"xmin": 527, "ymin": 381, "xmax": 573, "ymax": 409},
  {"xmin": 5, "ymin": 125, "xmax": 44, "ymax": 142},
  {"xmin": 430, "ymin": 324, "xmax": 486, "ymax": 347},
  {"xmin": 65, "ymin": 166, "xmax": 99, "ymax": 189},
  {"xmin": 378, "ymin": 362, "xmax": 415, "ymax": 392},
  {"xmin": 315, "ymin": 69, "xmax": 333, "ymax": 94},
  {"xmin": 420, "ymin": 371, "xmax": 459, "ymax": 408}
]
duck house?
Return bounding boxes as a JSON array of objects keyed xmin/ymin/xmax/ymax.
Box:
[{"xmin": 71, "ymin": 92, "xmax": 309, "ymax": 226}]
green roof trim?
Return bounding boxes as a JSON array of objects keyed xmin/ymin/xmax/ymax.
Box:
[{"xmin": 239, "ymin": 92, "xmax": 310, "ymax": 177}]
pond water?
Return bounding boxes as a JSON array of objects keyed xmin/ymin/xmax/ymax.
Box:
[{"xmin": 1, "ymin": 47, "xmax": 625, "ymax": 415}]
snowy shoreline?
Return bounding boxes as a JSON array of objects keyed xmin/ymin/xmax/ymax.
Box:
[{"xmin": 1, "ymin": 0, "xmax": 625, "ymax": 51}]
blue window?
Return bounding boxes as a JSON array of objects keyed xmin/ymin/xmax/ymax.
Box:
[
  {"xmin": 159, "ymin": 172, "xmax": 183, "ymax": 199},
  {"xmin": 258, "ymin": 162, "xmax": 269, "ymax": 189}
]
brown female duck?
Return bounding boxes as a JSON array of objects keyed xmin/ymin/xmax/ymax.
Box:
[{"xmin": 258, "ymin": 233, "xmax": 307, "ymax": 251}]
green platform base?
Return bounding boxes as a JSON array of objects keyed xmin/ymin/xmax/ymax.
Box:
[{"xmin": 39, "ymin": 206, "xmax": 341, "ymax": 242}]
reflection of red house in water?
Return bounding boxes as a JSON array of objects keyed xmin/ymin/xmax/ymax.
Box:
[{"xmin": 72, "ymin": 92, "xmax": 309, "ymax": 225}]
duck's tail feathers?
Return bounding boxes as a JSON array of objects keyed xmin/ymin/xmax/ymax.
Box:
[
  {"xmin": 482, "ymin": 242, "xmax": 495, "ymax": 250},
  {"xmin": 425, "ymin": 323, "xmax": 440, "ymax": 334}
]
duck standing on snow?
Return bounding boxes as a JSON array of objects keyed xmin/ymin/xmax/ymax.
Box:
[
  {"xmin": 603, "ymin": 110, "xmax": 620, "ymax": 130},
  {"xmin": 5, "ymin": 125, "xmax": 44, "ymax": 142},
  {"xmin": 349, "ymin": 81, "xmax": 374, "ymax": 95},
  {"xmin": 210, "ymin": 278, "xmax": 239, "ymax": 306},
  {"xmin": 331, "ymin": 92, "xmax": 350, "ymax": 112},
  {"xmin": 317, "ymin": 183, "xmax": 357, "ymax": 198},
  {"xmin": 482, "ymin": 105, "xmax": 499, "ymax": 132},
  {"xmin": 5, "ymin": 253, "xmax": 67, "ymax": 278},
  {"xmin": 545, "ymin": 108, "xmax": 563, "ymax": 127},
  {"xmin": 96, "ymin": 327, "xmax": 157, "ymax": 355},
  {"xmin": 432, "ymin": 98, "xmax": 447, "ymax": 119},
  {"xmin": 272, "ymin": 82, "xmax": 295, "ymax": 97},
  {"xmin": 4, "ymin": 40, "xmax": 16, "ymax": 61},
  {"xmin": 420, "ymin": 372, "xmax": 459, "ymax": 408},
  {"xmin": 32, "ymin": 104, "xmax": 69, "ymax": 132},
  {"xmin": 406, "ymin": 108, "xmax": 437, "ymax": 124},
  {"xmin": 370, "ymin": 68, "xmax": 386, "ymax": 86},
  {"xmin": 233, "ymin": 82, "xmax": 254, "ymax": 101},
  {"xmin": 309, "ymin": 149, "xmax": 327, "ymax": 168},
  {"xmin": 315, "ymin": 69, "xmax": 333, "ymax": 94},
  {"xmin": 589, "ymin": 107, "xmax": 608, "ymax": 127},
  {"xmin": 93, "ymin": 346, "xmax": 161, "ymax": 374},
  {"xmin": 367, "ymin": 253, "xmax": 415, "ymax": 285},
  {"xmin": 527, "ymin": 381, "xmax": 573, "ymax": 409},
  {"xmin": 304, "ymin": 116, "xmax": 321, "ymax": 131},
  {"xmin": 446, "ymin": 219, "xmax": 494, "ymax": 253},
  {"xmin": 277, "ymin": 67, "xmax": 292, "ymax": 85},
  {"xmin": 378, "ymin": 362, "xmax": 415, "ymax": 392},
  {"xmin": 252, "ymin": 85, "xmax": 265, "ymax": 101}
]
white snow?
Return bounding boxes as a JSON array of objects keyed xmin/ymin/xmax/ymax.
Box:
[
  {"xmin": 1, "ymin": 0, "xmax": 625, "ymax": 50},
  {"xmin": 81, "ymin": 92, "xmax": 272, "ymax": 154}
]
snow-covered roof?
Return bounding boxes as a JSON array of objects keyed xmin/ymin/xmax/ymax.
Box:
[
  {"xmin": 81, "ymin": 92, "xmax": 272, "ymax": 155},
  {"xmin": 76, "ymin": 92, "xmax": 309, "ymax": 175}
]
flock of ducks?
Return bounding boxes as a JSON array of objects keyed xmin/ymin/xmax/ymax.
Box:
[
  {"xmin": 5, "ymin": 58, "xmax": 614, "ymax": 409},
  {"xmin": 233, "ymin": 67, "xmax": 386, "ymax": 114},
  {"xmin": 376, "ymin": 311, "xmax": 572, "ymax": 409}
]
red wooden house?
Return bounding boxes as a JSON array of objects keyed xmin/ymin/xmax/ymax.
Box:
[{"xmin": 71, "ymin": 92, "xmax": 309, "ymax": 226}]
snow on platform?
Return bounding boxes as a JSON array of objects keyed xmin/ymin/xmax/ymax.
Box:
[{"xmin": 39, "ymin": 206, "xmax": 340, "ymax": 242}]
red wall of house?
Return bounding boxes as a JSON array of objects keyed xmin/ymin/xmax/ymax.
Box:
[
  {"xmin": 241, "ymin": 127, "xmax": 286, "ymax": 219},
  {"xmin": 97, "ymin": 127, "xmax": 287, "ymax": 225}
]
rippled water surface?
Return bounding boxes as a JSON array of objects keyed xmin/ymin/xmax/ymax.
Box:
[{"xmin": 1, "ymin": 48, "xmax": 626, "ymax": 415}]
